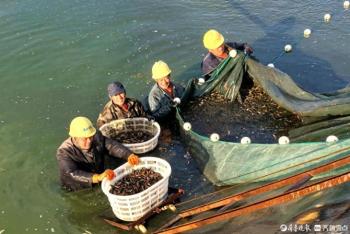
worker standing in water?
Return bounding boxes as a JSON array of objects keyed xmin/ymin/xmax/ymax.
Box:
[
  {"xmin": 97, "ymin": 81, "xmax": 148, "ymax": 128},
  {"xmin": 201, "ymin": 29, "xmax": 253, "ymax": 79},
  {"xmin": 147, "ymin": 60, "xmax": 185, "ymax": 122},
  {"xmin": 56, "ymin": 116, "xmax": 140, "ymax": 191}
]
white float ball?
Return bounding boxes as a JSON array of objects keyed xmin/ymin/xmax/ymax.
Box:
[
  {"xmin": 324, "ymin": 13, "xmax": 331, "ymax": 22},
  {"xmin": 267, "ymin": 63, "xmax": 275, "ymax": 68},
  {"xmin": 210, "ymin": 133, "xmax": 220, "ymax": 142},
  {"xmin": 278, "ymin": 136, "xmax": 290, "ymax": 144},
  {"xmin": 344, "ymin": 1, "xmax": 350, "ymax": 9},
  {"xmin": 284, "ymin": 44, "xmax": 292, "ymax": 53},
  {"xmin": 183, "ymin": 122, "xmax": 192, "ymax": 131},
  {"xmin": 173, "ymin": 97, "xmax": 181, "ymax": 105},
  {"xmin": 229, "ymin": 49, "xmax": 237, "ymax": 58},
  {"xmin": 197, "ymin": 77, "xmax": 205, "ymax": 85},
  {"xmin": 326, "ymin": 135, "xmax": 338, "ymax": 143},
  {"xmin": 304, "ymin": 29, "xmax": 312, "ymax": 38},
  {"xmin": 240, "ymin": 137, "xmax": 251, "ymax": 144}
]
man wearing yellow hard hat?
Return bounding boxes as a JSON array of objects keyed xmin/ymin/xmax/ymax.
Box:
[
  {"xmin": 96, "ymin": 81, "xmax": 148, "ymax": 128},
  {"xmin": 147, "ymin": 60, "xmax": 185, "ymax": 121},
  {"xmin": 202, "ymin": 29, "xmax": 253, "ymax": 78},
  {"xmin": 56, "ymin": 116, "xmax": 140, "ymax": 191}
]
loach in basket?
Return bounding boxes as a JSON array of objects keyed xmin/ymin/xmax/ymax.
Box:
[
  {"xmin": 99, "ymin": 117, "xmax": 161, "ymax": 154},
  {"xmin": 101, "ymin": 157, "xmax": 171, "ymax": 222}
]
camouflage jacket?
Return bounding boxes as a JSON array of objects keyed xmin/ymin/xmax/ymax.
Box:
[{"xmin": 97, "ymin": 97, "xmax": 147, "ymax": 128}]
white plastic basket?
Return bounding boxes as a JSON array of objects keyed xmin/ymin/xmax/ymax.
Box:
[
  {"xmin": 99, "ymin": 118, "xmax": 161, "ymax": 154},
  {"xmin": 101, "ymin": 157, "xmax": 171, "ymax": 222}
]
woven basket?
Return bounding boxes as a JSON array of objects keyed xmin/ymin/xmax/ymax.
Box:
[
  {"xmin": 101, "ymin": 157, "xmax": 171, "ymax": 221},
  {"xmin": 100, "ymin": 118, "xmax": 161, "ymax": 154}
]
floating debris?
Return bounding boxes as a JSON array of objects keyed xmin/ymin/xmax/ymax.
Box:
[
  {"xmin": 110, "ymin": 131, "xmax": 153, "ymax": 144},
  {"xmin": 181, "ymin": 84, "xmax": 303, "ymax": 143},
  {"xmin": 109, "ymin": 168, "xmax": 163, "ymax": 195}
]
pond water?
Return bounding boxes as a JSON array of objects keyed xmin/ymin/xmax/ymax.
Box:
[{"xmin": 0, "ymin": 0, "xmax": 349, "ymax": 233}]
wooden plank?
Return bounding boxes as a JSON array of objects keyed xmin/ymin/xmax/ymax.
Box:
[
  {"xmin": 156, "ymin": 155, "xmax": 350, "ymax": 231},
  {"xmin": 284, "ymin": 174, "xmax": 313, "ymax": 193},
  {"xmin": 178, "ymin": 154, "xmax": 350, "ymax": 218},
  {"xmin": 177, "ymin": 145, "xmax": 350, "ymax": 209},
  {"xmin": 132, "ymin": 189, "xmax": 184, "ymax": 227},
  {"xmin": 103, "ymin": 218, "xmax": 132, "ymax": 231},
  {"xmin": 155, "ymin": 171, "xmax": 350, "ymax": 234}
]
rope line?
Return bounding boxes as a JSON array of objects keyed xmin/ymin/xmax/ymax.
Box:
[{"xmin": 267, "ymin": 9, "xmax": 348, "ymax": 65}]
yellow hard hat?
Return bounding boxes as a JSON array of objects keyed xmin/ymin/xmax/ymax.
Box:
[
  {"xmin": 69, "ymin": 116, "xmax": 96, "ymax": 138},
  {"xmin": 203, "ymin": 29, "xmax": 225, "ymax": 50},
  {"xmin": 152, "ymin": 60, "xmax": 171, "ymax": 80}
]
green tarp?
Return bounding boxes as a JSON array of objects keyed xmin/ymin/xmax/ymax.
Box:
[
  {"xmin": 182, "ymin": 51, "xmax": 350, "ymax": 118},
  {"xmin": 177, "ymin": 52, "xmax": 350, "ymax": 186}
]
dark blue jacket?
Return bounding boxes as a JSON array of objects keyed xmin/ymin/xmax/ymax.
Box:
[
  {"xmin": 201, "ymin": 42, "xmax": 247, "ymax": 77},
  {"xmin": 148, "ymin": 82, "xmax": 185, "ymax": 121}
]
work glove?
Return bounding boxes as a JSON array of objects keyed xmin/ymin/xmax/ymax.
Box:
[
  {"xmin": 92, "ymin": 169, "xmax": 115, "ymax": 183},
  {"xmin": 128, "ymin": 153, "xmax": 140, "ymax": 166}
]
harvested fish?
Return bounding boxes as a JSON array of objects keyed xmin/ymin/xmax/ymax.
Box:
[
  {"xmin": 109, "ymin": 168, "xmax": 163, "ymax": 195},
  {"xmin": 110, "ymin": 131, "xmax": 153, "ymax": 144},
  {"xmin": 181, "ymin": 85, "xmax": 302, "ymax": 143}
]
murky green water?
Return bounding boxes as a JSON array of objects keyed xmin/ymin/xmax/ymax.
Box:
[{"xmin": 1, "ymin": 0, "xmax": 350, "ymax": 233}]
